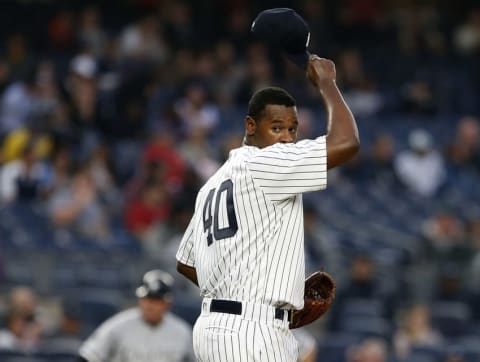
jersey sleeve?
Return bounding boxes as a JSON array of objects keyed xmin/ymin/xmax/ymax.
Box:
[
  {"xmin": 176, "ymin": 215, "xmax": 196, "ymax": 267},
  {"xmin": 246, "ymin": 136, "xmax": 327, "ymax": 202},
  {"xmin": 78, "ymin": 317, "xmax": 116, "ymax": 362}
]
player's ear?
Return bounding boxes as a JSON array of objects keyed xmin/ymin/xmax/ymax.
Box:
[{"xmin": 245, "ymin": 116, "xmax": 256, "ymax": 136}]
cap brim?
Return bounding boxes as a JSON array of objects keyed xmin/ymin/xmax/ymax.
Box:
[
  {"xmin": 285, "ymin": 50, "xmax": 310, "ymax": 69},
  {"xmin": 135, "ymin": 285, "xmax": 172, "ymax": 299}
]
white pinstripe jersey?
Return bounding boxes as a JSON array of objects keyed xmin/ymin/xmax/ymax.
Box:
[{"xmin": 176, "ymin": 136, "xmax": 327, "ymax": 310}]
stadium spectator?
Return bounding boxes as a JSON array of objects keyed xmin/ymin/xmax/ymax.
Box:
[
  {"xmin": 125, "ymin": 179, "xmax": 171, "ymax": 250},
  {"xmin": 339, "ymin": 253, "xmax": 383, "ymax": 299},
  {"xmin": 341, "ymin": 133, "xmax": 399, "ymax": 185},
  {"xmin": 217, "ymin": 133, "xmax": 243, "ymax": 163},
  {"xmin": 443, "ymin": 353, "xmax": 469, "ymax": 362},
  {"xmin": 0, "ymin": 141, "xmax": 50, "ymax": 204},
  {"xmin": 453, "ymin": 7, "xmax": 480, "ymax": 55},
  {"xmin": 467, "ymin": 216, "xmax": 480, "ymax": 292},
  {"xmin": 300, "ymin": 0, "xmax": 334, "ymax": 56},
  {"xmin": 466, "ymin": 217, "xmax": 480, "ymax": 321},
  {"xmin": 394, "ymin": 129, "xmax": 446, "ymax": 197},
  {"xmin": 41, "ymin": 298, "xmax": 84, "ymax": 353},
  {"xmin": 178, "ymin": 126, "xmax": 220, "ymax": 181},
  {"xmin": 45, "ymin": 144, "xmax": 73, "ymax": 193},
  {"xmin": 7, "ymin": 287, "xmax": 37, "ymax": 319},
  {"xmin": 0, "ymin": 65, "xmax": 41, "ymax": 136},
  {"xmin": 0, "ymin": 287, "xmax": 43, "ymax": 351},
  {"xmin": 4, "ymin": 33, "xmax": 35, "ymax": 81},
  {"xmin": 416, "ymin": 211, "xmax": 471, "ymax": 299},
  {"xmin": 211, "ymin": 40, "xmax": 244, "ymax": 106},
  {"xmin": 328, "ymin": 253, "xmax": 396, "ymax": 331},
  {"xmin": 138, "ymin": 134, "xmax": 186, "ymax": 194},
  {"xmin": 336, "ymin": 48, "xmax": 383, "ymax": 117},
  {"xmin": 223, "ymin": 6, "xmax": 251, "ymax": 54},
  {"xmin": 0, "ymin": 58, "xmax": 10, "ymax": 96},
  {"xmin": 0, "ymin": 309, "xmax": 40, "ymax": 351},
  {"xmin": 77, "ymin": 6, "xmax": 108, "ymax": 58},
  {"xmin": 0, "ymin": 123, "xmax": 52, "ymax": 163},
  {"xmin": 78, "ymin": 270, "xmax": 194, "ymax": 362},
  {"xmin": 346, "ymin": 338, "xmax": 388, "ymax": 362},
  {"xmin": 192, "ymin": 50, "xmax": 217, "ymax": 82},
  {"xmin": 303, "ymin": 203, "xmax": 342, "ymax": 276},
  {"xmin": 119, "ymin": 14, "xmax": 169, "ymax": 64},
  {"xmin": 468, "ymin": 215, "xmax": 480, "ymax": 250},
  {"xmin": 174, "ymin": 81, "xmax": 220, "ymax": 136},
  {"xmin": 48, "ymin": 166, "xmax": 111, "ymax": 242},
  {"xmin": 295, "ymin": 107, "xmax": 315, "ymax": 140},
  {"xmin": 367, "ymin": 133, "xmax": 400, "ymax": 185},
  {"xmin": 399, "ymin": 79, "xmax": 439, "ymax": 115},
  {"xmin": 47, "ymin": 9, "xmax": 76, "ymax": 52},
  {"xmin": 421, "ymin": 211, "xmax": 470, "ymax": 266},
  {"xmin": 235, "ymin": 42, "xmax": 273, "ymax": 104},
  {"xmin": 163, "ymin": 1, "xmax": 196, "ymax": 50},
  {"xmin": 85, "ymin": 143, "xmax": 119, "ymax": 207},
  {"xmin": 432, "ymin": 265, "xmax": 470, "ymax": 303},
  {"xmin": 66, "ymin": 52, "xmax": 98, "ymax": 130},
  {"xmin": 393, "ymin": 303, "xmax": 444, "ymax": 360},
  {"xmin": 446, "ymin": 115, "xmax": 480, "ymax": 173}
]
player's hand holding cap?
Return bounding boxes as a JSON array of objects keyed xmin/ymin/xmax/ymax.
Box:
[{"xmin": 251, "ymin": 8, "xmax": 311, "ymax": 69}]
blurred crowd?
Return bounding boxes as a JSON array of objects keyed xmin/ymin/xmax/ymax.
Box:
[{"xmin": 1, "ymin": 0, "xmax": 480, "ymax": 361}]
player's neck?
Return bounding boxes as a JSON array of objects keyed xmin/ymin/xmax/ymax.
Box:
[{"xmin": 244, "ymin": 135, "xmax": 260, "ymax": 148}]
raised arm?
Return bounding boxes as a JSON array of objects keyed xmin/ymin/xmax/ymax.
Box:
[{"xmin": 307, "ymin": 55, "xmax": 360, "ymax": 169}]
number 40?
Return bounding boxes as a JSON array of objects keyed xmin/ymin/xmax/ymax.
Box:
[{"xmin": 203, "ymin": 179, "xmax": 238, "ymax": 246}]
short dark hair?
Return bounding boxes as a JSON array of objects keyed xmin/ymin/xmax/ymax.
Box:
[{"xmin": 247, "ymin": 87, "xmax": 296, "ymax": 120}]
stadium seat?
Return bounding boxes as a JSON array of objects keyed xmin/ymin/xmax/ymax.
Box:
[
  {"xmin": 430, "ymin": 301, "xmax": 472, "ymax": 338},
  {"xmin": 340, "ymin": 298, "xmax": 385, "ymax": 319},
  {"xmin": 0, "ymin": 359, "xmax": 48, "ymax": 362},
  {"xmin": 405, "ymin": 355, "xmax": 439, "ymax": 362},
  {"xmin": 34, "ymin": 349, "xmax": 77, "ymax": 362},
  {"xmin": 316, "ymin": 333, "xmax": 362, "ymax": 362},
  {"xmin": 63, "ymin": 289, "xmax": 124, "ymax": 333},
  {"xmin": 0, "ymin": 349, "xmax": 45, "ymax": 362},
  {"xmin": 451, "ymin": 336, "xmax": 480, "ymax": 362},
  {"xmin": 38, "ymin": 338, "xmax": 81, "ymax": 358},
  {"xmin": 410, "ymin": 345, "xmax": 444, "ymax": 362},
  {"xmin": 338, "ymin": 316, "xmax": 392, "ymax": 339}
]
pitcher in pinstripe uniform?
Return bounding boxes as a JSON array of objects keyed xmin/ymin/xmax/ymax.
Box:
[{"xmin": 176, "ymin": 54, "xmax": 360, "ymax": 361}]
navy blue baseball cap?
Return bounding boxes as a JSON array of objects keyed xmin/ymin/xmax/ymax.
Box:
[
  {"xmin": 135, "ymin": 270, "xmax": 174, "ymax": 299},
  {"xmin": 251, "ymin": 8, "xmax": 311, "ymax": 69}
]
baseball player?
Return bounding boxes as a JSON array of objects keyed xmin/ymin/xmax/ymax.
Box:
[
  {"xmin": 77, "ymin": 270, "xmax": 195, "ymax": 362},
  {"xmin": 176, "ymin": 54, "xmax": 360, "ymax": 361}
]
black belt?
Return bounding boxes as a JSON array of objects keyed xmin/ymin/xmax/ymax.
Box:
[{"xmin": 210, "ymin": 299, "xmax": 291, "ymax": 321}]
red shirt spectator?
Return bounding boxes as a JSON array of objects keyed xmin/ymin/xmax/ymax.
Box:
[
  {"xmin": 142, "ymin": 135, "xmax": 186, "ymax": 192},
  {"xmin": 125, "ymin": 181, "xmax": 171, "ymax": 235}
]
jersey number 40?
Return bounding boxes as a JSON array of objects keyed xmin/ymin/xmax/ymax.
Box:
[{"xmin": 203, "ymin": 179, "xmax": 238, "ymax": 246}]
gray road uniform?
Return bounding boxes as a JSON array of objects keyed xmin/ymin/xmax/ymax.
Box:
[{"xmin": 79, "ymin": 308, "xmax": 194, "ymax": 362}]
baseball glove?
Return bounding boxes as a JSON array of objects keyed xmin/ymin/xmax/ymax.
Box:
[{"xmin": 289, "ymin": 271, "xmax": 336, "ymax": 329}]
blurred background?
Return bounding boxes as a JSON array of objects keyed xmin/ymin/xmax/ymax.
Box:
[{"xmin": 0, "ymin": 0, "xmax": 479, "ymax": 361}]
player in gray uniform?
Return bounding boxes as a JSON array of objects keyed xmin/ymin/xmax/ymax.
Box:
[
  {"xmin": 176, "ymin": 55, "xmax": 360, "ymax": 361},
  {"xmin": 78, "ymin": 270, "xmax": 194, "ymax": 362}
]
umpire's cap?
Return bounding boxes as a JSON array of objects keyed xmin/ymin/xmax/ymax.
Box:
[
  {"xmin": 135, "ymin": 270, "xmax": 174, "ymax": 299},
  {"xmin": 251, "ymin": 8, "xmax": 311, "ymax": 69}
]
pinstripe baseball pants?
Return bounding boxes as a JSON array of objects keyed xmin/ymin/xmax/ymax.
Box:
[{"xmin": 193, "ymin": 298, "xmax": 299, "ymax": 361}]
